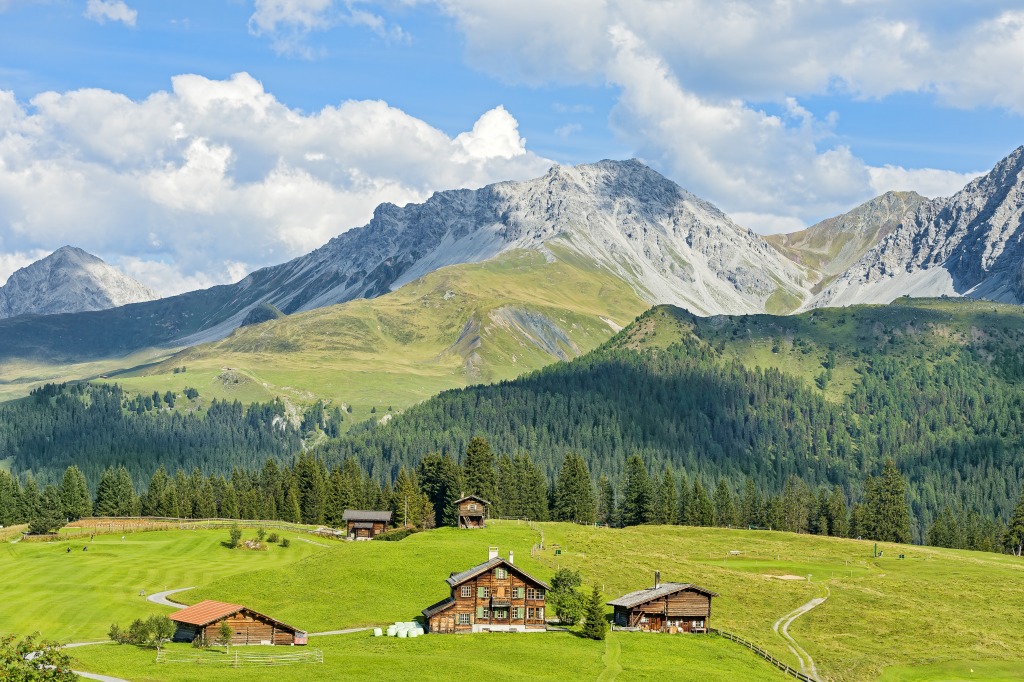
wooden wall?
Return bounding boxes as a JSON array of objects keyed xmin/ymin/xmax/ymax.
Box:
[
  {"xmin": 427, "ymin": 564, "xmax": 546, "ymax": 633},
  {"xmin": 190, "ymin": 611, "xmax": 298, "ymax": 645}
]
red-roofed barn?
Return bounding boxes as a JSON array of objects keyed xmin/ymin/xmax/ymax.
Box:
[{"xmin": 169, "ymin": 600, "xmax": 307, "ymax": 646}]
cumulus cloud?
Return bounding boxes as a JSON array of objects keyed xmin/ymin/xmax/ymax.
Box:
[
  {"xmin": 84, "ymin": 0, "xmax": 137, "ymax": 27},
  {"xmin": 249, "ymin": 0, "xmax": 406, "ymax": 57},
  {"xmin": 0, "ymin": 74, "xmax": 551, "ymax": 295},
  {"xmin": 0, "ymin": 249, "xmax": 50, "ymax": 287},
  {"xmin": 425, "ymin": 0, "xmax": 1020, "ymax": 229}
]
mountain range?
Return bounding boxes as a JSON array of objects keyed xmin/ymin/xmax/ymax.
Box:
[{"xmin": 1, "ymin": 145, "xmax": 1023, "ymax": 406}]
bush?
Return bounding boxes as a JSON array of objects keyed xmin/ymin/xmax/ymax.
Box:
[
  {"xmin": 228, "ymin": 524, "xmax": 242, "ymax": 548},
  {"xmin": 280, "ymin": 538, "xmax": 291, "ymax": 548},
  {"xmin": 374, "ymin": 527, "xmax": 418, "ymax": 542},
  {"xmin": 266, "ymin": 532, "xmax": 280, "ymax": 543},
  {"xmin": 256, "ymin": 528, "xmax": 267, "ymax": 542}
]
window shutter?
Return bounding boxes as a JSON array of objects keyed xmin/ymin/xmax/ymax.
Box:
[
  {"xmin": 538, "ymin": 607, "xmax": 544, "ymax": 621},
  {"xmin": 477, "ymin": 606, "xmax": 484, "ymax": 619},
  {"xmin": 478, "ymin": 587, "xmax": 486, "ymax": 598}
]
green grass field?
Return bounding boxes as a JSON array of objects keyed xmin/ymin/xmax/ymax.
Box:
[{"xmin": 5, "ymin": 521, "xmax": 1024, "ymax": 681}]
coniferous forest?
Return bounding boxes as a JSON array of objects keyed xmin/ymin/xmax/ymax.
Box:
[{"xmin": 2, "ymin": 300, "xmax": 1024, "ymax": 553}]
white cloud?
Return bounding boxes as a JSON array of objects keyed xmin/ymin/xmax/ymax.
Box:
[
  {"xmin": 249, "ymin": 0, "xmax": 406, "ymax": 57},
  {"xmin": 0, "ymin": 249, "xmax": 49, "ymax": 287},
  {"xmin": 867, "ymin": 166, "xmax": 983, "ymax": 199},
  {"xmin": 555, "ymin": 123, "xmax": 582, "ymax": 139},
  {"xmin": 84, "ymin": 0, "xmax": 137, "ymax": 27},
  {"xmin": 0, "ymin": 74, "xmax": 551, "ymax": 295}
]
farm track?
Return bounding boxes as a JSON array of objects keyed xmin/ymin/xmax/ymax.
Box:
[
  {"xmin": 772, "ymin": 586, "xmax": 829, "ymax": 680},
  {"xmin": 596, "ymin": 634, "xmax": 622, "ymax": 681},
  {"xmin": 147, "ymin": 586, "xmax": 194, "ymax": 609}
]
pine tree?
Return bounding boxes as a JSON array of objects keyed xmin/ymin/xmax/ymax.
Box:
[
  {"xmin": 713, "ymin": 477, "xmax": 737, "ymax": 527},
  {"xmin": 654, "ymin": 466, "xmax": 679, "ymax": 525},
  {"xmin": 865, "ymin": 459, "xmax": 912, "ymax": 544},
  {"xmin": 1004, "ymin": 487, "xmax": 1024, "ymax": 557},
  {"xmin": 738, "ymin": 478, "xmax": 760, "ymax": 528},
  {"xmin": 463, "ymin": 436, "xmax": 497, "ymax": 505},
  {"xmin": 516, "ymin": 453, "xmax": 549, "ymax": 521},
  {"xmin": 596, "ymin": 475, "xmax": 616, "ymax": 527},
  {"xmin": 620, "ymin": 454, "xmax": 654, "ymax": 527},
  {"xmin": 553, "ymin": 453, "xmax": 596, "ymax": 524},
  {"xmin": 113, "ymin": 466, "xmax": 139, "ymax": 516},
  {"xmin": 677, "ymin": 473, "xmax": 692, "ymax": 525},
  {"xmin": 827, "ymin": 485, "xmax": 849, "ymax": 538},
  {"xmin": 581, "ymin": 585, "xmax": 608, "ymax": 641},
  {"xmin": 59, "ymin": 465, "xmax": 91, "ymax": 521},
  {"xmin": 495, "ymin": 454, "xmax": 517, "ymax": 518},
  {"xmin": 93, "ymin": 467, "xmax": 119, "ymax": 517},
  {"xmin": 141, "ymin": 466, "xmax": 169, "ymax": 516},
  {"xmin": 0, "ymin": 471, "xmax": 21, "ymax": 525},
  {"xmin": 691, "ymin": 479, "xmax": 714, "ymax": 527}
]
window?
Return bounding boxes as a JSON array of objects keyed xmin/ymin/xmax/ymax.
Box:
[
  {"xmin": 527, "ymin": 607, "xmax": 544, "ymax": 621},
  {"xmin": 482, "ymin": 609, "xmax": 490, "ymax": 619},
  {"xmin": 512, "ymin": 587, "xmax": 524, "ymax": 599},
  {"xmin": 493, "ymin": 608, "xmax": 508, "ymax": 620},
  {"xmin": 511, "ymin": 607, "xmax": 522, "ymax": 620},
  {"xmin": 478, "ymin": 586, "xmax": 490, "ymax": 598},
  {"xmin": 469, "ymin": 503, "xmax": 478, "ymax": 511},
  {"xmin": 458, "ymin": 613, "xmax": 471, "ymax": 625},
  {"xmin": 526, "ymin": 587, "xmax": 544, "ymax": 600},
  {"xmin": 495, "ymin": 568, "xmax": 507, "ymax": 580},
  {"xmin": 461, "ymin": 585, "xmax": 472, "ymax": 598}
]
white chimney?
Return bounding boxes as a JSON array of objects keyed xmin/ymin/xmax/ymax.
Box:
[
  {"xmin": 488, "ymin": 546, "xmax": 499, "ymax": 561},
  {"xmin": 509, "ymin": 550, "xmax": 514, "ymax": 565},
  {"xmin": 655, "ymin": 571, "xmax": 661, "ymax": 589}
]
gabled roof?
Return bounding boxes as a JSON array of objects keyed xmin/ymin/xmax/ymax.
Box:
[
  {"xmin": 606, "ymin": 582, "xmax": 719, "ymax": 609},
  {"xmin": 422, "ymin": 596, "xmax": 456, "ymax": 619},
  {"xmin": 454, "ymin": 495, "xmax": 490, "ymax": 506},
  {"xmin": 445, "ymin": 556, "xmax": 551, "ymax": 590},
  {"xmin": 169, "ymin": 600, "xmax": 304, "ymax": 634},
  {"xmin": 342, "ymin": 509, "xmax": 392, "ymax": 522},
  {"xmin": 169, "ymin": 600, "xmax": 244, "ymax": 626}
]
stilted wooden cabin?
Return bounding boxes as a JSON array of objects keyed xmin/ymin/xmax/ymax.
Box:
[
  {"xmin": 422, "ymin": 546, "xmax": 550, "ymax": 633},
  {"xmin": 454, "ymin": 495, "xmax": 489, "ymax": 529},
  {"xmin": 169, "ymin": 600, "xmax": 307, "ymax": 645},
  {"xmin": 607, "ymin": 573, "xmax": 717, "ymax": 633},
  {"xmin": 342, "ymin": 509, "xmax": 392, "ymax": 539}
]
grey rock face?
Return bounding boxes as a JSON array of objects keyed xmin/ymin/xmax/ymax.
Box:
[{"xmin": 0, "ymin": 246, "xmax": 158, "ymax": 319}]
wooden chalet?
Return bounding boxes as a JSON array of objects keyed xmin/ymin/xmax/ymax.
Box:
[
  {"xmin": 422, "ymin": 546, "xmax": 550, "ymax": 633},
  {"xmin": 607, "ymin": 573, "xmax": 718, "ymax": 633},
  {"xmin": 169, "ymin": 600, "xmax": 307, "ymax": 646},
  {"xmin": 342, "ymin": 509, "xmax": 392, "ymax": 539},
  {"xmin": 454, "ymin": 495, "xmax": 489, "ymax": 529}
]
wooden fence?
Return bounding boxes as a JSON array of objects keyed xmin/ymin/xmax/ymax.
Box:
[
  {"xmin": 65, "ymin": 517, "xmax": 336, "ymax": 538},
  {"xmin": 156, "ymin": 647, "xmax": 323, "ymax": 667},
  {"xmin": 710, "ymin": 629, "xmax": 819, "ymax": 682}
]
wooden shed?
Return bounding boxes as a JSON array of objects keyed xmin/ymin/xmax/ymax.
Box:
[
  {"xmin": 169, "ymin": 600, "xmax": 307, "ymax": 646},
  {"xmin": 342, "ymin": 509, "xmax": 392, "ymax": 539},
  {"xmin": 607, "ymin": 573, "xmax": 717, "ymax": 633},
  {"xmin": 422, "ymin": 546, "xmax": 550, "ymax": 633},
  {"xmin": 454, "ymin": 495, "xmax": 489, "ymax": 529}
]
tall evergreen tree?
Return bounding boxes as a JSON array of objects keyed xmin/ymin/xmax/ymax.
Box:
[
  {"xmin": 0, "ymin": 471, "xmax": 21, "ymax": 525},
  {"xmin": 462, "ymin": 437, "xmax": 497, "ymax": 505},
  {"xmin": 418, "ymin": 452, "xmax": 463, "ymax": 526},
  {"xmin": 582, "ymin": 585, "xmax": 608, "ymax": 641},
  {"xmin": 295, "ymin": 453, "xmax": 328, "ymax": 525},
  {"xmin": 864, "ymin": 459, "xmax": 912, "ymax": 544},
  {"xmin": 515, "ymin": 453, "xmax": 549, "ymax": 521},
  {"xmin": 93, "ymin": 467, "xmax": 119, "ymax": 517},
  {"xmin": 1004, "ymin": 487, "xmax": 1024, "ymax": 557},
  {"xmin": 553, "ymin": 453, "xmax": 596, "ymax": 524},
  {"xmin": 738, "ymin": 478, "xmax": 760, "ymax": 528},
  {"xmin": 826, "ymin": 485, "xmax": 849, "ymax": 538},
  {"xmin": 59, "ymin": 465, "xmax": 91, "ymax": 521},
  {"xmin": 596, "ymin": 474, "xmax": 616, "ymax": 527},
  {"xmin": 654, "ymin": 466, "xmax": 679, "ymax": 525},
  {"xmin": 620, "ymin": 454, "xmax": 654, "ymax": 527},
  {"xmin": 713, "ymin": 477, "xmax": 737, "ymax": 527}
]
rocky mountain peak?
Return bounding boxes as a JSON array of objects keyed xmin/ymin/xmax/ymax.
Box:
[{"xmin": 0, "ymin": 246, "xmax": 159, "ymax": 319}]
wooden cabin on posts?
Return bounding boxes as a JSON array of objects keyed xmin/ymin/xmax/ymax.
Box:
[
  {"xmin": 342, "ymin": 509, "xmax": 392, "ymax": 539},
  {"xmin": 169, "ymin": 600, "xmax": 307, "ymax": 645},
  {"xmin": 422, "ymin": 546, "xmax": 550, "ymax": 633},
  {"xmin": 606, "ymin": 573, "xmax": 717, "ymax": 633},
  {"xmin": 454, "ymin": 495, "xmax": 489, "ymax": 528}
]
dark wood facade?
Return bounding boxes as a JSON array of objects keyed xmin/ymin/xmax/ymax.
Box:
[
  {"xmin": 423, "ymin": 549, "xmax": 549, "ymax": 633},
  {"xmin": 342, "ymin": 509, "xmax": 392, "ymax": 539},
  {"xmin": 454, "ymin": 495, "xmax": 489, "ymax": 529},
  {"xmin": 170, "ymin": 600, "xmax": 306, "ymax": 646},
  {"xmin": 607, "ymin": 579, "xmax": 717, "ymax": 633}
]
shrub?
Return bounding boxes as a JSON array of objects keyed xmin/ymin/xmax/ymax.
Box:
[
  {"xmin": 266, "ymin": 532, "xmax": 280, "ymax": 543},
  {"xmin": 280, "ymin": 538, "xmax": 291, "ymax": 548},
  {"xmin": 374, "ymin": 527, "xmax": 418, "ymax": 542},
  {"xmin": 228, "ymin": 524, "xmax": 242, "ymax": 548}
]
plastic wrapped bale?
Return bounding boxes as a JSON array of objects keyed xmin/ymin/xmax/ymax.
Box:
[
  {"xmin": 386, "ymin": 625, "xmax": 397, "ymax": 637},
  {"xmin": 373, "ymin": 628, "xmax": 383, "ymax": 637},
  {"xmin": 397, "ymin": 629, "xmax": 408, "ymax": 638}
]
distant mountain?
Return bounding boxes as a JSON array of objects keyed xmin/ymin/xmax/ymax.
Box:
[
  {"xmin": 813, "ymin": 146, "xmax": 1024, "ymax": 307},
  {"xmin": 766, "ymin": 191, "xmax": 926, "ymax": 293},
  {"xmin": 0, "ymin": 246, "xmax": 157, "ymax": 319}
]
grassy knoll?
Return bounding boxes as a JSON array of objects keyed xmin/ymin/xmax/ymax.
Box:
[
  {"xmin": 71, "ymin": 629, "xmax": 785, "ymax": 682},
  {"xmin": 0, "ymin": 528, "xmax": 326, "ymax": 642}
]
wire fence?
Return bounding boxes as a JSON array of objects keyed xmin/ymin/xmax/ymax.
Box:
[
  {"xmin": 711, "ymin": 629, "xmax": 819, "ymax": 682},
  {"xmin": 155, "ymin": 647, "xmax": 323, "ymax": 667}
]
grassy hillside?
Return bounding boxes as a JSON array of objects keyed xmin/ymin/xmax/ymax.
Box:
[
  {"xmin": 5, "ymin": 521, "xmax": 1019, "ymax": 681},
  {"xmin": 0, "ymin": 249, "xmax": 645, "ymax": 419}
]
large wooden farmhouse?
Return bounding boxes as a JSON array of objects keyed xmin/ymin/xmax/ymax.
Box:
[
  {"xmin": 454, "ymin": 495, "xmax": 489, "ymax": 528},
  {"xmin": 342, "ymin": 509, "xmax": 392, "ymax": 539},
  {"xmin": 607, "ymin": 573, "xmax": 717, "ymax": 633},
  {"xmin": 422, "ymin": 547, "xmax": 550, "ymax": 633},
  {"xmin": 169, "ymin": 600, "xmax": 307, "ymax": 646}
]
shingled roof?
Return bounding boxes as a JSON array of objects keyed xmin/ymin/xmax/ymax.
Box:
[
  {"xmin": 169, "ymin": 600, "xmax": 244, "ymax": 626},
  {"xmin": 342, "ymin": 509, "xmax": 392, "ymax": 522},
  {"xmin": 606, "ymin": 583, "xmax": 719, "ymax": 609},
  {"xmin": 445, "ymin": 556, "xmax": 551, "ymax": 590},
  {"xmin": 421, "ymin": 596, "xmax": 456, "ymax": 619}
]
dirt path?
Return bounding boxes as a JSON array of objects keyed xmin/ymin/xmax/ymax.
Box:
[
  {"xmin": 596, "ymin": 634, "xmax": 623, "ymax": 681},
  {"xmin": 146, "ymin": 586, "xmax": 194, "ymax": 609},
  {"xmin": 772, "ymin": 586, "xmax": 829, "ymax": 681}
]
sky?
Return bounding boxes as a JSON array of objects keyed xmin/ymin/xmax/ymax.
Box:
[{"xmin": 1, "ymin": 1, "xmax": 1023, "ymax": 295}]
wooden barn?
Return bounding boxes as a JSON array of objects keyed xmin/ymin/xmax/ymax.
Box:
[
  {"xmin": 169, "ymin": 600, "xmax": 307, "ymax": 646},
  {"xmin": 607, "ymin": 573, "xmax": 717, "ymax": 633},
  {"xmin": 342, "ymin": 509, "xmax": 392, "ymax": 539},
  {"xmin": 422, "ymin": 546, "xmax": 549, "ymax": 633},
  {"xmin": 454, "ymin": 495, "xmax": 489, "ymax": 529}
]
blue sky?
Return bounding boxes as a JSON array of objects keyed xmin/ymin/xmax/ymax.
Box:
[{"xmin": 1, "ymin": 1, "xmax": 1022, "ymax": 293}]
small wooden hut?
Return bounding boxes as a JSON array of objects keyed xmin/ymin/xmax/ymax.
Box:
[
  {"xmin": 606, "ymin": 573, "xmax": 717, "ymax": 633},
  {"xmin": 422, "ymin": 546, "xmax": 550, "ymax": 633},
  {"xmin": 454, "ymin": 495, "xmax": 489, "ymax": 529},
  {"xmin": 342, "ymin": 509, "xmax": 392, "ymax": 539},
  {"xmin": 169, "ymin": 600, "xmax": 306, "ymax": 645}
]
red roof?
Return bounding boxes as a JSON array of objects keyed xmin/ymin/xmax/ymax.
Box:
[{"xmin": 170, "ymin": 600, "xmax": 244, "ymax": 626}]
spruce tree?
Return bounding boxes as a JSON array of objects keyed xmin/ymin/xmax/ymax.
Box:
[
  {"xmin": 581, "ymin": 585, "xmax": 608, "ymax": 641},
  {"xmin": 59, "ymin": 465, "xmax": 91, "ymax": 521},
  {"xmin": 1004, "ymin": 488, "xmax": 1024, "ymax": 557},
  {"xmin": 713, "ymin": 477, "xmax": 737, "ymax": 527},
  {"xmin": 596, "ymin": 475, "xmax": 616, "ymax": 527},
  {"xmin": 655, "ymin": 466, "xmax": 679, "ymax": 525},
  {"xmin": 867, "ymin": 459, "xmax": 912, "ymax": 544},
  {"xmin": 620, "ymin": 454, "xmax": 654, "ymax": 526},
  {"xmin": 0, "ymin": 471, "xmax": 21, "ymax": 525},
  {"xmin": 691, "ymin": 479, "xmax": 714, "ymax": 527},
  {"xmin": 553, "ymin": 453, "xmax": 596, "ymax": 524},
  {"xmin": 93, "ymin": 467, "xmax": 119, "ymax": 517},
  {"xmin": 827, "ymin": 485, "xmax": 849, "ymax": 538},
  {"xmin": 462, "ymin": 436, "xmax": 497, "ymax": 505},
  {"xmin": 738, "ymin": 478, "xmax": 760, "ymax": 528},
  {"xmin": 516, "ymin": 453, "xmax": 549, "ymax": 521}
]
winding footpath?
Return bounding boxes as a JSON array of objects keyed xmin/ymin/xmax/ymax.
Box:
[
  {"xmin": 146, "ymin": 587, "xmax": 194, "ymax": 609},
  {"xmin": 772, "ymin": 586, "xmax": 830, "ymax": 681}
]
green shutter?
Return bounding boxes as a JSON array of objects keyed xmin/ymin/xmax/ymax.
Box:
[
  {"xmin": 478, "ymin": 586, "xmax": 486, "ymax": 598},
  {"xmin": 477, "ymin": 606, "xmax": 484, "ymax": 619}
]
